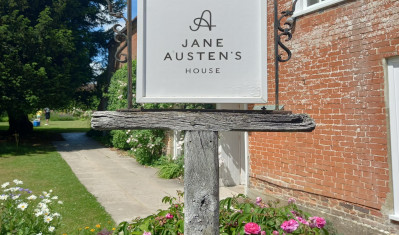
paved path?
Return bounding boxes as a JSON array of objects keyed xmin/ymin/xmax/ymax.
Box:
[{"xmin": 53, "ymin": 132, "xmax": 243, "ymax": 224}]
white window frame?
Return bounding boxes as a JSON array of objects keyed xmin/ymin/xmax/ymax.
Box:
[
  {"xmin": 293, "ymin": 0, "xmax": 346, "ymax": 17},
  {"xmin": 388, "ymin": 57, "xmax": 399, "ymax": 221}
]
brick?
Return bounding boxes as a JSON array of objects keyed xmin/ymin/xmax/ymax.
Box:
[{"xmin": 249, "ymin": 0, "xmax": 398, "ymax": 232}]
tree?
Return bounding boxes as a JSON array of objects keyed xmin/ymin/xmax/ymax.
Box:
[{"xmin": 0, "ymin": 0, "xmax": 124, "ymax": 135}]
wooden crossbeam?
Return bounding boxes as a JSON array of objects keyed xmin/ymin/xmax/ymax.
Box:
[
  {"xmin": 91, "ymin": 110, "xmax": 315, "ymax": 132},
  {"xmin": 91, "ymin": 109, "xmax": 316, "ymax": 234}
]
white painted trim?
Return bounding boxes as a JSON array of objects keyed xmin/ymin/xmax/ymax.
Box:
[
  {"xmin": 244, "ymin": 103, "xmax": 250, "ymax": 192},
  {"xmin": 293, "ymin": 0, "xmax": 346, "ymax": 18},
  {"xmin": 388, "ymin": 57, "xmax": 399, "ymax": 220},
  {"xmin": 389, "ymin": 214, "xmax": 399, "ymax": 222},
  {"xmin": 137, "ymin": 97, "xmax": 267, "ymax": 104}
]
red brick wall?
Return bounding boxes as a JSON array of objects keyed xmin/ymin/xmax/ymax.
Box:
[{"xmin": 249, "ymin": 0, "xmax": 399, "ymax": 231}]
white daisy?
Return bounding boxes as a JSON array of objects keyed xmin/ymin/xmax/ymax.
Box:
[
  {"xmin": 10, "ymin": 187, "xmax": 20, "ymax": 192},
  {"xmin": 51, "ymin": 196, "xmax": 58, "ymax": 200},
  {"xmin": 53, "ymin": 212, "xmax": 61, "ymax": 217},
  {"xmin": 48, "ymin": 226, "xmax": 55, "ymax": 232},
  {"xmin": 12, "ymin": 195, "xmax": 20, "ymax": 200},
  {"xmin": 13, "ymin": 179, "xmax": 23, "ymax": 185},
  {"xmin": 0, "ymin": 195, "xmax": 8, "ymax": 200},
  {"xmin": 37, "ymin": 202, "xmax": 47, "ymax": 209},
  {"xmin": 42, "ymin": 199, "xmax": 51, "ymax": 203},
  {"xmin": 27, "ymin": 195, "xmax": 37, "ymax": 200},
  {"xmin": 58, "ymin": 201, "xmax": 63, "ymax": 205},
  {"xmin": 44, "ymin": 215, "xmax": 53, "ymax": 223},
  {"xmin": 1, "ymin": 182, "xmax": 10, "ymax": 188},
  {"xmin": 35, "ymin": 210, "xmax": 43, "ymax": 217},
  {"xmin": 42, "ymin": 209, "xmax": 50, "ymax": 216},
  {"xmin": 17, "ymin": 202, "xmax": 28, "ymax": 211}
]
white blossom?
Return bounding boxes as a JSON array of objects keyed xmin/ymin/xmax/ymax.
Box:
[
  {"xmin": 17, "ymin": 202, "xmax": 28, "ymax": 211},
  {"xmin": 10, "ymin": 187, "xmax": 20, "ymax": 192},
  {"xmin": 42, "ymin": 199, "xmax": 51, "ymax": 203},
  {"xmin": 13, "ymin": 179, "xmax": 23, "ymax": 185},
  {"xmin": 1, "ymin": 182, "xmax": 10, "ymax": 188},
  {"xmin": 27, "ymin": 195, "xmax": 37, "ymax": 200},
  {"xmin": 44, "ymin": 215, "xmax": 53, "ymax": 223},
  {"xmin": 35, "ymin": 210, "xmax": 43, "ymax": 217}
]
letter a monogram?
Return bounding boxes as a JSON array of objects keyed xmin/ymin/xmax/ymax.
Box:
[{"xmin": 190, "ymin": 10, "xmax": 216, "ymax": 31}]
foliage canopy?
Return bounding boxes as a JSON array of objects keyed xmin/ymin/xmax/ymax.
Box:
[{"xmin": 0, "ymin": 0, "xmax": 124, "ymax": 134}]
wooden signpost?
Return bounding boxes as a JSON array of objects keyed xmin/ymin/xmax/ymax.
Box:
[
  {"xmin": 98, "ymin": 0, "xmax": 310, "ymax": 234},
  {"xmin": 91, "ymin": 110, "xmax": 315, "ymax": 234}
]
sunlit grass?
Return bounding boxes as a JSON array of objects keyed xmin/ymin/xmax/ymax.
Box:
[
  {"xmin": 0, "ymin": 120, "xmax": 91, "ymax": 133},
  {"xmin": 0, "ymin": 120, "xmax": 116, "ymax": 233}
]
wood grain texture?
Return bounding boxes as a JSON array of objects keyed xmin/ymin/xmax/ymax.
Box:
[
  {"xmin": 184, "ymin": 131, "xmax": 219, "ymax": 235},
  {"xmin": 91, "ymin": 110, "xmax": 316, "ymax": 132}
]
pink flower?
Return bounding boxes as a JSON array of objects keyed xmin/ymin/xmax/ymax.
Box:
[
  {"xmin": 244, "ymin": 222, "xmax": 261, "ymax": 234},
  {"xmin": 165, "ymin": 213, "xmax": 174, "ymax": 219},
  {"xmin": 272, "ymin": 231, "xmax": 279, "ymax": 235},
  {"xmin": 261, "ymin": 231, "xmax": 266, "ymax": 235},
  {"xmin": 309, "ymin": 217, "xmax": 326, "ymax": 229},
  {"xmin": 280, "ymin": 219, "xmax": 299, "ymax": 233},
  {"xmin": 288, "ymin": 198, "xmax": 296, "ymax": 204},
  {"xmin": 256, "ymin": 197, "xmax": 262, "ymax": 204},
  {"xmin": 143, "ymin": 232, "xmax": 151, "ymax": 235},
  {"xmin": 296, "ymin": 216, "xmax": 309, "ymax": 225}
]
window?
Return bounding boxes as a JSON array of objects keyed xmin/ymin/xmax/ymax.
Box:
[
  {"xmin": 293, "ymin": 0, "xmax": 346, "ymax": 17},
  {"xmin": 388, "ymin": 57, "xmax": 399, "ymax": 221}
]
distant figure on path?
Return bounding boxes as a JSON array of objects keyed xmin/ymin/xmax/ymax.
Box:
[
  {"xmin": 36, "ymin": 110, "xmax": 42, "ymax": 121},
  {"xmin": 44, "ymin": 107, "xmax": 50, "ymax": 125}
]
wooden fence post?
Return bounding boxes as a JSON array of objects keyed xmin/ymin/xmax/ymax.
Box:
[{"xmin": 184, "ymin": 130, "xmax": 219, "ymax": 235}]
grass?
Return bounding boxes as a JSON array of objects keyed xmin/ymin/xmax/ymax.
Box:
[
  {"xmin": 0, "ymin": 120, "xmax": 115, "ymax": 234},
  {"xmin": 0, "ymin": 120, "xmax": 91, "ymax": 133}
]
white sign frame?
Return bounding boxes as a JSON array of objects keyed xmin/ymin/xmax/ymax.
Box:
[{"xmin": 137, "ymin": 0, "xmax": 267, "ymax": 103}]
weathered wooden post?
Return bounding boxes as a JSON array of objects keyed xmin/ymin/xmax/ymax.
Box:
[
  {"xmin": 184, "ymin": 131, "xmax": 219, "ymax": 234},
  {"xmin": 91, "ymin": 110, "xmax": 315, "ymax": 234}
]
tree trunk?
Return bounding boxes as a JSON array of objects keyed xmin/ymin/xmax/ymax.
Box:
[{"xmin": 7, "ymin": 109, "xmax": 33, "ymax": 136}]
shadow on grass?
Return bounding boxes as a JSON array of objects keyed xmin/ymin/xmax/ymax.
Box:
[
  {"xmin": 0, "ymin": 130, "xmax": 66, "ymax": 157},
  {"xmin": 0, "ymin": 128, "xmax": 71, "ymax": 157},
  {"xmin": 34, "ymin": 127, "xmax": 91, "ymax": 133}
]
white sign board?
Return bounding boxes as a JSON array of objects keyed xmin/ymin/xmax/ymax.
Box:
[{"xmin": 137, "ymin": 0, "xmax": 267, "ymax": 103}]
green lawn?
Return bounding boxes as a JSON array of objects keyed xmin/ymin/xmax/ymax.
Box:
[
  {"xmin": 0, "ymin": 120, "xmax": 115, "ymax": 234},
  {"xmin": 0, "ymin": 120, "xmax": 91, "ymax": 132}
]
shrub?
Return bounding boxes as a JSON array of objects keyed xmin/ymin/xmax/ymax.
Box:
[
  {"xmin": 219, "ymin": 196, "xmax": 329, "ymax": 235},
  {"xmin": 0, "ymin": 179, "xmax": 63, "ymax": 234},
  {"xmin": 157, "ymin": 155, "xmax": 184, "ymax": 179},
  {"xmin": 115, "ymin": 193, "xmax": 331, "ymax": 235},
  {"xmin": 116, "ymin": 191, "xmax": 185, "ymax": 235},
  {"xmin": 110, "ymin": 130, "xmax": 131, "ymax": 150},
  {"xmin": 127, "ymin": 129, "xmax": 165, "ymax": 165},
  {"xmin": 105, "ymin": 63, "xmax": 169, "ymax": 165},
  {"xmin": 49, "ymin": 111, "xmax": 78, "ymax": 121}
]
